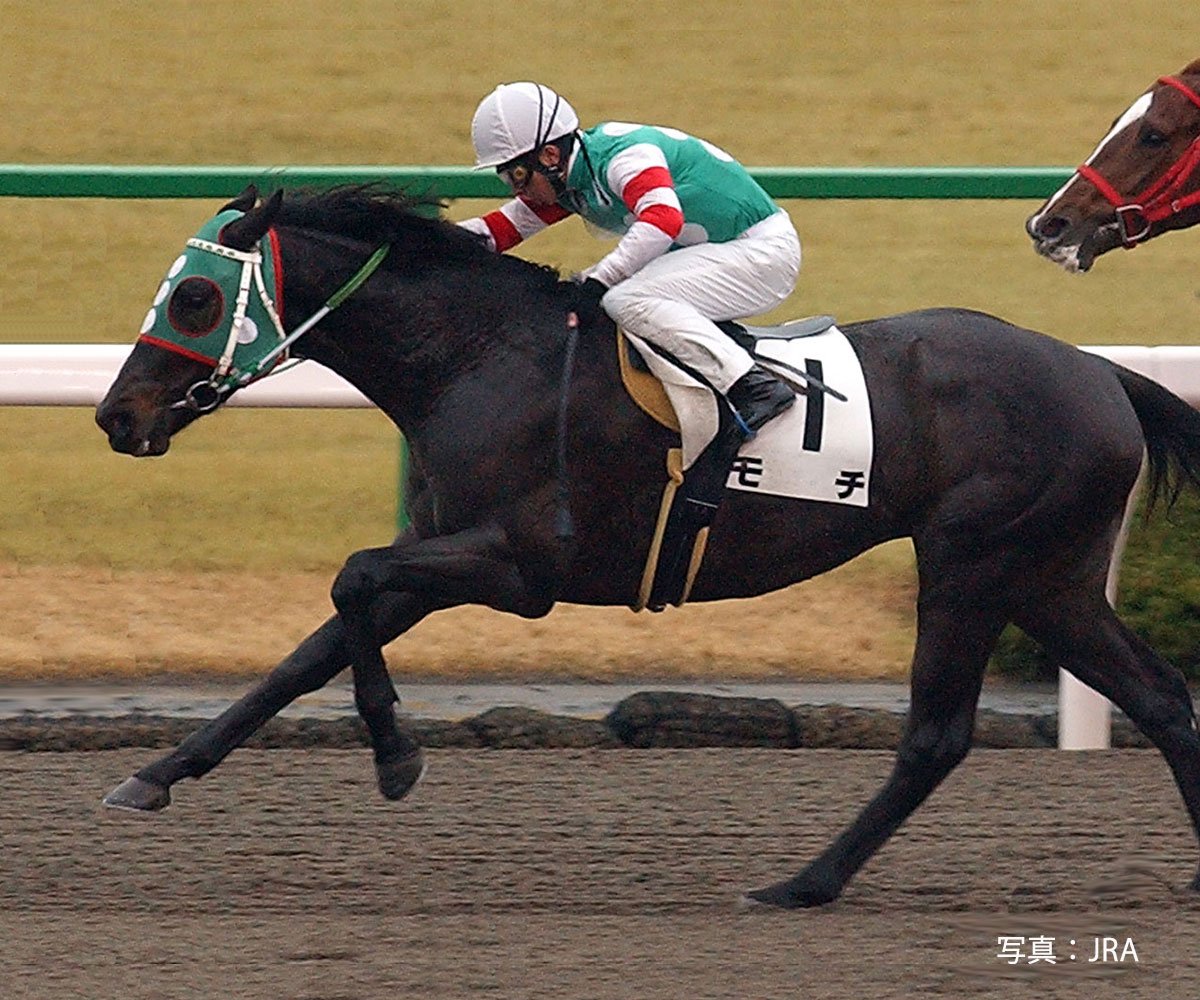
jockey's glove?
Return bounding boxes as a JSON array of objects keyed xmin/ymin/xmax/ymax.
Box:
[{"xmin": 570, "ymin": 276, "xmax": 609, "ymax": 330}]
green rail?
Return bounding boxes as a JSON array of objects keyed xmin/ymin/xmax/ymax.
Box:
[{"xmin": 0, "ymin": 164, "xmax": 1073, "ymax": 200}]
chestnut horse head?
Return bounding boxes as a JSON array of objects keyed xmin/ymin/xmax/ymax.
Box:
[{"xmin": 1027, "ymin": 59, "xmax": 1200, "ymax": 272}]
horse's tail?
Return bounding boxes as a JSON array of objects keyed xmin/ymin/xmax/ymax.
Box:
[{"xmin": 1111, "ymin": 361, "xmax": 1200, "ymax": 514}]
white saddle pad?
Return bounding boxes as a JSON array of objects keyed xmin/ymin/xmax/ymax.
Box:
[{"xmin": 625, "ymin": 326, "xmax": 874, "ymax": 507}]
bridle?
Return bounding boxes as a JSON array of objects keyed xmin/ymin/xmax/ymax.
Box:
[
  {"xmin": 167, "ymin": 235, "xmax": 289, "ymax": 412},
  {"xmin": 1075, "ymin": 75, "xmax": 1200, "ymax": 247},
  {"xmin": 157, "ymin": 225, "xmax": 389, "ymax": 414}
]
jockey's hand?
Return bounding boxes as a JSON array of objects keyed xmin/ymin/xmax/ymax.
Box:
[{"xmin": 569, "ymin": 275, "xmax": 609, "ymax": 330}]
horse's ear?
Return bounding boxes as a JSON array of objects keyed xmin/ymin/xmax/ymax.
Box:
[
  {"xmin": 220, "ymin": 189, "xmax": 284, "ymax": 250},
  {"xmin": 220, "ymin": 185, "xmax": 259, "ymax": 214}
]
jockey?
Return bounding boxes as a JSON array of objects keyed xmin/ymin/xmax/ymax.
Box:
[{"xmin": 459, "ymin": 81, "xmax": 801, "ymax": 438}]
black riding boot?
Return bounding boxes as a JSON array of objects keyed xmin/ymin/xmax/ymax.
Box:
[{"xmin": 727, "ymin": 364, "xmax": 795, "ymax": 437}]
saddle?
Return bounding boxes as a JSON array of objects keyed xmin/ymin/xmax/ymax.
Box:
[
  {"xmin": 618, "ymin": 315, "xmax": 838, "ymax": 432},
  {"xmin": 618, "ymin": 315, "xmax": 839, "ymax": 612}
]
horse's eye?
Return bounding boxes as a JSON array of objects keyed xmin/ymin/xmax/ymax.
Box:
[
  {"xmin": 1140, "ymin": 129, "xmax": 1169, "ymax": 149},
  {"xmin": 168, "ymin": 276, "xmax": 225, "ymax": 337}
]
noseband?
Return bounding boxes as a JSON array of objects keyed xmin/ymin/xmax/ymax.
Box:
[{"xmin": 1075, "ymin": 76, "xmax": 1200, "ymax": 247}]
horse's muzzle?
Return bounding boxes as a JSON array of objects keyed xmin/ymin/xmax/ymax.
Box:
[
  {"xmin": 1025, "ymin": 208, "xmax": 1124, "ymax": 274},
  {"xmin": 95, "ymin": 400, "xmax": 172, "ymax": 457}
]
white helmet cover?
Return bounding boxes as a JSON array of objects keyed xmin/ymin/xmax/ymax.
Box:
[{"xmin": 471, "ymin": 82, "xmax": 579, "ymax": 170}]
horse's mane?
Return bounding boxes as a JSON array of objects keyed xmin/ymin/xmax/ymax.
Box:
[{"xmin": 275, "ymin": 185, "xmax": 562, "ymax": 293}]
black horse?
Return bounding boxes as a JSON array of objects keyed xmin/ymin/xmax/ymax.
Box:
[{"xmin": 96, "ymin": 186, "xmax": 1200, "ymax": 908}]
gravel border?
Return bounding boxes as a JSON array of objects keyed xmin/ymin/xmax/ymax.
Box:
[{"xmin": 0, "ymin": 690, "xmax": 1153, "ymax": 751}]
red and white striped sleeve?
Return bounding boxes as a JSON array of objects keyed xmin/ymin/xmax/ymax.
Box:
[
  {"xmin": 585, "ymin": 143, "xmax": 685, "ymax": 287},
  {"xmin": 458, "ymin": 196, "xmax": 571, "ymax": 252}
]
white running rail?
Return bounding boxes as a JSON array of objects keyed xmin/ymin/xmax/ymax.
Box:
[{"xmin": 0, "ymin": 344, "xmax": 371, "ymax": 407}]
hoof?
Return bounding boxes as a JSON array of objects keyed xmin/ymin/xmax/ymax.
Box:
[
  {"xmin": 376, "ymin": 747, "xmax": 426, "ymax": 801},
  {"xmin": 103, "ymin": 775, "xmax": 171, "ymax": 812},
  {"xmin": 744, "ymin": 871, "xmax": 842, "ymax": 910}
]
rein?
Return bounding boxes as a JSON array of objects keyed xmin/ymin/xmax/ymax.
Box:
[
  {"xmin": 171, "ymin": 234, "xmax": 391, "ymax": 413},
  {"xmin": 554, "ymin": 314, "xmax": 580, "ymax": 543},
  {"xmin": 1076, "ymin": 75, "xmax": 1200, "ymax": 247}
]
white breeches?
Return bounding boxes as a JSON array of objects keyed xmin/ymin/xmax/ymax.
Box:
[{"xmin": 600, "ymin": 211, "xmax": 801, "ymax": 393}]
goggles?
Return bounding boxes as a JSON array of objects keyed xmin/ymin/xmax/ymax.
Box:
[{"xmin": 497, "ymin": 157, "xmax": 536, "ymax": 193}]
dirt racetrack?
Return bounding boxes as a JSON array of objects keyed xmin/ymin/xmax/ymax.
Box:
[{"xmin": 2, "ymin": 747, "xmax": 1198, "ymax": 999}]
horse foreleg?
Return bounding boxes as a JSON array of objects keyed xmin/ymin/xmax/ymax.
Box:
[
  {"xmin": 103, "ymin": 592, "xmax": 434, "ymax": 811},
  {"xmin": 330, "ymin": 524, "xmax": 554, "ymax": 802},
  {"xmin": 748, "ymin": 599, "xmax": 1003, "ymax": 908},
  {"xmin": 340, "ymin": 610, "xmax": 426, "ymax": 801}
]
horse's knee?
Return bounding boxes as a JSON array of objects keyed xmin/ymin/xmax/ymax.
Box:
[{"xmin": 331, "ymin": 551, "xmax": 379, "ymax": 614}]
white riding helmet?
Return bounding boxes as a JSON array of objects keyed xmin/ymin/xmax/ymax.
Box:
[{"xmin": 471, "ymin": 82, "xmax": 579, "ymax": 170}]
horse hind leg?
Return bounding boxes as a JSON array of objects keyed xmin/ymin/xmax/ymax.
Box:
[
  {"xmin": 748, "ymin": 575, "xmax": 1006, "ymax": 908},
  {"xmin": 1015, "ymin": 589, "xmax": 1200, "ymax": 891}
]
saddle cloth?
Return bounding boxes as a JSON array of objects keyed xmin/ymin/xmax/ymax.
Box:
[{"xmin": 619, "ymin": 322, "xmax": 874, "ymax": 507}]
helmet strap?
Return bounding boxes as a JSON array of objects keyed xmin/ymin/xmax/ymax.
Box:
[
  {"xmin": 527, "ymin": 87, "xmax": 576, "ymax": 199},
  {"xmin": 538, "ymin": 134, "xmax": 575, "ymax": 199}
]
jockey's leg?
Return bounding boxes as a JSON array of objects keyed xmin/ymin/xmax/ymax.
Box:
[{"xmin": 601, "ymin": 212, "xmax": 801, "ymax": 435}]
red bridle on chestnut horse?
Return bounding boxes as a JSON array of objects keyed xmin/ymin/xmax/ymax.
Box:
[
  {"xmin": 1027, "ymin": 59, "xmax": 1200, "ymax": 272},
  {"xmin": 1076, "ymin": 75, "xmax": 1200, "ymax": 246}
]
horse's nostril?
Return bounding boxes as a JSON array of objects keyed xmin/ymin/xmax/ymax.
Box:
[
  {"xmin": 96, "ymin": 405, "xmax": 132, "ymax": 442},
  {"xmin": 1029, "ymin": 214, "xmax": 1069, "ymax": 241}
]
